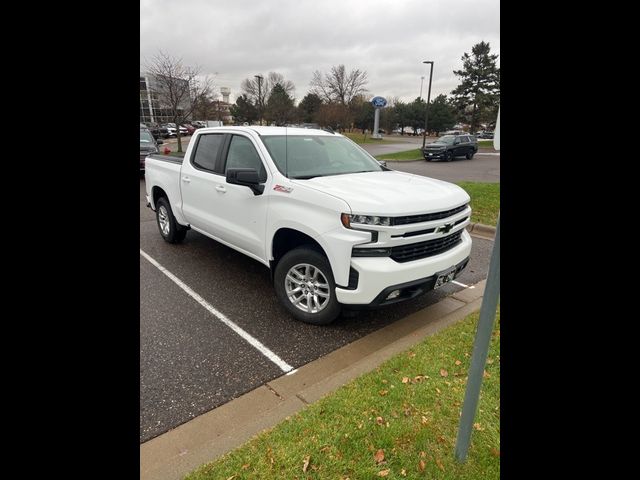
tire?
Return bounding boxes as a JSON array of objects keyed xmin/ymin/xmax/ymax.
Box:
[
  {"xmin": 466, "ymin": 149, "xmax": 475, "ymax": 160},
  {"xmin": 274, "ymin": 247, "xmax": 342, "ymax": 325},
  {"xmin": 155, "ymin": 197, "xmax": 187, "ymax": 244},
  {"xmin": 445, "ymin": 151, "xmax": 453, "ymax": 162}
]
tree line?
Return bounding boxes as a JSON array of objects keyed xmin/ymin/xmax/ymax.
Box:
[{"xmin": 145, "ymin": 41, "xmax": 500, "ymax": 150}]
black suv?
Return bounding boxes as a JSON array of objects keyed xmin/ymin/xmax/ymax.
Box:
[{"xmin": 422, "ymin": 134, "xmax": 478, "ymax": 161}]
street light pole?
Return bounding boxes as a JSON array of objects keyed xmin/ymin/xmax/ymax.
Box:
[
  {"xmin": 421, "ymin": 61, "xmax": 434, "ymax": 151},
  {"xmin": 419, "ymin": 76, "xmax": 425, "ymax": 100},
  {"xmin": 254, "ymin": 74, "xmax": 263, "ymax": 126}
]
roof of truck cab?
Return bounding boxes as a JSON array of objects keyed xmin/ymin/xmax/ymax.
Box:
[{"xmin": 194, "ymin": 126, "xmax": 340, "ymax": 137}]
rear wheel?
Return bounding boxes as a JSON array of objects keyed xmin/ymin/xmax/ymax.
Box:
[
  {"xmin": 156, "ymin": 197, "xmax": 187, "ymax": 244},
  {"xmin": 466, "ymin": 149, "xmax": 475, "ymax": 160},
  {"xmin": 274, "ymin": 247, "xmax": 341, "ymax": 325}
]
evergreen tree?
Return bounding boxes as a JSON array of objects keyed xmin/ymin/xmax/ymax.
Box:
[
  {"xmin": 229, "ymin": 94, "xmax": 257, "ymax": 125},
  {"xmin": 265, "ymin": 83, "xmax": 295, "ymax": 126},
  {"xmin": 451, "ymin": 41, "xmax": 500, "ymax": 133}
]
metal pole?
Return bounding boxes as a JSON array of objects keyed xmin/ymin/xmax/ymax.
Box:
[
  {"xmin": 454, "ymin": 216, "xmax": 500, "ymax": 462},
  {"xmin": 420, "ymin": 76, "xmax": 425, "ymax": 100},
  {"xmin": 421, "ymin": 61, "xmax": 433, "ymax": 150},
  {"xmin": 254, "ymin": 75, "xmax": 263, "ymax": 126}
]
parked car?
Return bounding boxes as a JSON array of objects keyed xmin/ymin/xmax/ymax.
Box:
[
  {"xmin": 182, "ymin": 124, "xmax": 196, "ymax": 135},
  {"xmin": 422, "ymin": 134, "xmax": 478, "ymax": 161},
  {"xmin": 478, "ymin": 131, "xmax": 494, "ymax": 139},
  {"xmin": 145, "ymin": 126, "xmax": 472, "ymax": 325},
  {"xmin": 163, "ymin": 123, "xmax": 188, "ymax": 137},
  {"xmin": 140, "ymin": 127, "xmax": 163, "ymax": 174}
]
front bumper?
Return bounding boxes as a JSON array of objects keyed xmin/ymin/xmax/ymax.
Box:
[
  {"xmin": 335, "ymin": 229, "xmax": 472, "ymax": 305},
  {"xmin": 423, "ymin": 150, "xmax": 446, "ymax": 159}
]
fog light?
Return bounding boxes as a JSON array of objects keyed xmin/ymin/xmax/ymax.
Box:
[{"xmin": 386, "ymin": 289, "xmax": 401, "ymax": 300}]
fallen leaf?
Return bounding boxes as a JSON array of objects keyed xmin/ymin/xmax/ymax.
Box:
[
  {"xmin": 241, "ymin": 463, "xmax": 250, "ymax": 470},
  {"xmin": 376, "ymin": 416, "xmax": 384, "ymax": 425},
  {"xmin": 440, "ymin": 369, "xmax": 448, "ymax": 377},
  {"xmin": 487, "ymin": 358, "xmax": 494, "ymax": 364},
  {"xmin": 421, "ymin": 416, "xmax": 429, "ymax": 425},
  {"xmin": 420, "ymin": 451, "xmax": 426, "ymax": 458},
  {"xmin": 225, "ymin": 476, "xmax": 237, "ymax": 480},
  {"xmin": 473, "ymin": 423, "xmax": 484, "ymax": 431},
  {"xmin": 402, "ymin": 377, "xmax": 410, "ymax": 384},
  {"xmin": 455, "ymin": 360, "xmax": 462, "ymax": 365},
  {"xmin": 435, "ymin": 458, "xmax": 445, "ymax": 471},
  {"xmin": 379, "ymin": 390, "xmax": 389, "ymax": 396},
  {"xmin": 386, "ymin": 422, "xmax": 390, "ymax": 427},
  {"xmin": 401, "ymin": 468, "xmax": 407, "ymax": 476},
  {"xmin": 490, "ymin": 448, "xmax": 500, "ymax": 457},
  {"xmin": 378, "ymin": 469, "xmax": 390, "ymax": 477},
  {"xmin": 408, "ymin": 351, "xmax": 416, "ymax": 358},
  {"xmin": 302, "ymin": 455, "xmax": 310, "ymax": 473},
  {"xmin": 484, "ymin": 370, "xmax": 491, "ymax": 378},
  {"xmin": 374, "ymin": 448, "xmax": 385, "ymax": 464},
  {"xmin": 382, "ymin": 379, "xmax": 388, "ymax": 384},
  {"xmin": 418, "ymin": 459, "xmax": 426, "ymax": 471},
  {"xmin": 435, "ymin": 387, "xmax": 441, "ymax": 394}
]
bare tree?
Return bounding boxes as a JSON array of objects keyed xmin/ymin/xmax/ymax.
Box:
[
  {"xmin": 144, "ymin": 51, "xmax": 213, "ymax": 152},
  {"xmin": 310, "ymin": 65, "xmax": 368, "ymax": 105},
  {"xmin": 241, "ymin": 72, "xmax": 295, "ymax": 115}
]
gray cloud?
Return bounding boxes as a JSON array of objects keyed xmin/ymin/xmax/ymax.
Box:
[{"xmin": 140, "ymin": 0, "xmax": 499, "ymax": 104}]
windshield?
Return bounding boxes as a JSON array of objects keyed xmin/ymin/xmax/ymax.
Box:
[
  {"xmin": 140, "ymin": 129, "xmax": 155, "ymax": 144},
  {"xmin": 436, "ymin": 135, "xmax": 456, "ymax": 144},
  {"xmin": 261, "ymin": 135, "xmax": 383, "ymax": 179}
]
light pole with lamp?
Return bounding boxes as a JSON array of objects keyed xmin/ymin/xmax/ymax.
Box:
[
  {"xmin": 421, "ymin": 61, "xmax": 434, "ymax": 151},
  {"xmin": 419, "ymin": 76, "xmax": 425, "ymax": 100},
  {"xmin": 254, "ymin": 75, "xmax": 263, "ymax": 125}
]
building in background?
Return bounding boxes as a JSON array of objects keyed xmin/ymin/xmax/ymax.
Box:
[{"xmin": 140, "ymin": 72, "xmax": 192, "ymax": 125}]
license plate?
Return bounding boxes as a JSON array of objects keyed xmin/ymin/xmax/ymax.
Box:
[
  {"xmin": 434, "ymin": 267, "xmax": 456, "ymax": 289},
  {"xmin": 428, "ymin": 153, "xmax": 433, "ymax": 156}
]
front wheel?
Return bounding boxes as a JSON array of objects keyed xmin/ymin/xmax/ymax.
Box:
[
  {"xmin": 274, "ymin": 247, "xmax": 342, "ymax": 325},
  {"xmin": 445, "ymin": 151, "xmax": 453, "ymax": 162}
]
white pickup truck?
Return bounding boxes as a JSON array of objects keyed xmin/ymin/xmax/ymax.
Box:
[{"xmin": 145, "ymin": 126, "xmax": 472, "ymax": 324}]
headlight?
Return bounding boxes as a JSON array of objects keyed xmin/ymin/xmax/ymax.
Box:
[{"xmin": 341, "ymin": 213, "xmax": 391, "ymax": 228}]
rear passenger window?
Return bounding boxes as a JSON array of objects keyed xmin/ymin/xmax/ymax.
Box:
[
  {"xmin": 225, "ymin": 135, "xmax": 267, "ymax": 182},
  {"xmin": 461, "ymin": 136, "xmax": 469, "ymax": 143},
  {"xmin": 192, "ymin": 134, "xmax": 224, "ymax": 172}
]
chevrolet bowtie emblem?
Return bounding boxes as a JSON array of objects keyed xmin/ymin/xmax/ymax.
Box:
[{"xmin": 438, "ymin": 222, "xmax": 454, "ymax": 234}]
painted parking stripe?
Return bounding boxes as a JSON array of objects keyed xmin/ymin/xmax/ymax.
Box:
[
  {"xmin": 140, "ymin": 249, "xmax": 294, "ymax": 373},
  {"xmin": 452, "ymin": 280, "xmax": 475, "ymax": 289}
]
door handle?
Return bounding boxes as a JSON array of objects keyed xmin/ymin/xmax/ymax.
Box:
[
  {"xmin": 181, "ymin": 176, "xmax": 191, "ymax": 183},
  {"xmin": 215, "ymin": 185, "xmax": 226, "ymax": 193}
]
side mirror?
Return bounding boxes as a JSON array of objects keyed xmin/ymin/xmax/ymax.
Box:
[
  {"xmin": 226, "ymin": 168, "xmax": 265, "ymax": 195},
  {"xmin": 377, "ymin": 160, "xmax": 387, "ymax": 167},
  {"xmin": 156, "ymin": 139, "xmax": 163, "ymax": 145}
]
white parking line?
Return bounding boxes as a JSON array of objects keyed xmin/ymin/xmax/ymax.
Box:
[
  {"xmin": 452, "ymin": 280, "xmax": 475, "ymax": 289},
  {"xmin": 140, "ymin": 249, "xmax": 294, "ymax": 373}
]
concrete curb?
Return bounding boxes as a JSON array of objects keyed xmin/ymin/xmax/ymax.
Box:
[
  {"xmin": 140, "ymin": 280, "xmax": 487, "ymax": 480},
  {"xmin": 466, "ymin": 222, "xmax": 496, "ymax": 239}
]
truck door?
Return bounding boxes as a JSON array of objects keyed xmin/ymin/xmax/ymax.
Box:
[
  {"xmin": 215, "ymin": 134, "xmax": 271, "ymax": 260},
  {"xmin": 179, "ymin": 132, "xmax": 227, "ymax": 237}
]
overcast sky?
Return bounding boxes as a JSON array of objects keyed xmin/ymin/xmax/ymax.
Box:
[{"xmin": 140, "ymin": 0, "xmax": 499, "ymax": 105}]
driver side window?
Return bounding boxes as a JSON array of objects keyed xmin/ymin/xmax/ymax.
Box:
[{"xmin": 225, "ymin": 135, "xmax": 267, "ymax": 182}]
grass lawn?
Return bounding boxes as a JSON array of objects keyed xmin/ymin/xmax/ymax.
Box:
[
  {"xmin": 477, "ymin": 140, "xmax": 495, "ymax": 149},
  {"xmin": 376, "ymin": 149, "xmax": 424, "ymax": 161},
  {"xmin": 187, "ymin": 309, "xmax": 500, "ymax": 480},
  {"xmin": 456, "ymin": 182, "xmax": 500, "ymax": 226},
  {"xmin": 343, "ymin": 132, "xmax": 396, "ymax": 144}
]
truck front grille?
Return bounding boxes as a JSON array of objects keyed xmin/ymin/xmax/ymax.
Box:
[
  {"xmin": 390, "ymin": 229, "xmax": 464, "ymax": 263},
  {"xmin": 392, "ymin": 204, "xmax": 468, "ymax": 226}
]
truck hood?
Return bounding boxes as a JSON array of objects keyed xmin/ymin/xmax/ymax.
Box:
[{"xmin": 294, "ymin": 171, "xmax": 470, "ymax": 215}]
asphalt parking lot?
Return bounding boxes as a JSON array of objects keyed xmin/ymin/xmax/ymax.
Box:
[{"xmin": 139, "ymin": 154, "xmax": 498, "ymax": 443}]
